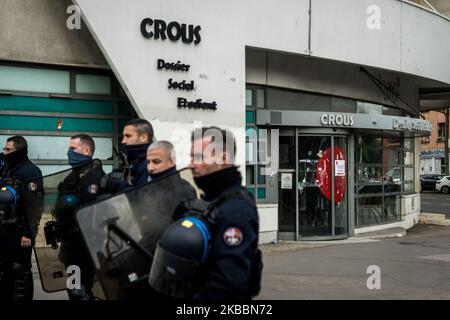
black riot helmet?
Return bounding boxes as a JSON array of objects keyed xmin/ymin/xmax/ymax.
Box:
[
  {"xmin": 0, "ymin": 185, "xmax": 18, "ymax": 224},
  {"xmin": 148, "ymin": 200, "xmax": 215, "ymax": 299}
]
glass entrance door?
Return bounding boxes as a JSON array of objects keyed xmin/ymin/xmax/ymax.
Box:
[
  {"xmin": 278, "ymin": 132, "xmax": 296, "ymax": 240},
  {"xmin": 297, "ymin": 135, "xmax": 348, "ymax": 239}
]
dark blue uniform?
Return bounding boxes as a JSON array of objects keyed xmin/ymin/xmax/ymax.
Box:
[
  {"xmin": 0, "ymin": 156, "xmax": 43, "ymax": 300},
  {"xmin": 193, "ymin": 166, "xmax": 260, "ymax": 300},
  {"xmin": 56, "ymin": 159, "xmax": 103, "ymax": 300},
  {"xmin": 113, "ymin": 144, "xmax": 149, "ymax": 192}
]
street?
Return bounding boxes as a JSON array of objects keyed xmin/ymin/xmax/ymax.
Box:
[
  {"xmin": 33, "ymin": 223, "xmax": 450, "ymax": 300},
  {"xmin": 421, "ymin": 191, "xmax": 450, "ymax": 218},
  {"xmin": 258, "ymin": 224, "xmax": 450, "ymax": 299}
]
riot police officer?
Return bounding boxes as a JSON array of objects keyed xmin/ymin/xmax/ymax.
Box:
[
  {"xmin": 0, "ymin": 136, "xmax": 43, "ymax": 300},
  {"xmin": 106, "ymin": 119, "xmax": 154, "ymax": 193},
  {"xmin": 149, "ymin": 127, "xmax": 262, "ymax": 300},
  {"xmin": 55, "ymin": 134, "xmax": 103, "ymax": 300}
]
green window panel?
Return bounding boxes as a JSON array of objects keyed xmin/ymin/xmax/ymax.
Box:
[
  {"xmin": 247, "ymin": 188, "xmax": 255, "ymax": 198},
  {"xmin": 257, "ymin": 187, "xmax": 266, "ymax": 199},
  {"xmin": 75, "ymin": 74, "xmax": 112, "ymax": 95},
  {"xmin": 0, "ymin": 65, "xmax": 70, "ymax": 94},
  {"xmin": 0, "ymin": 115, "xmax": 112, "ymax": 133},
  {"xmin": 0, "ymin": 96, "xmax": 113, "ymax": 115},
  {"xmin": 246, "ymin": 110, "xmax": 255, "ymax": 123},
  {"xmin": 0, "ymin": 135, "xmax": 113, "ymax": 160}
]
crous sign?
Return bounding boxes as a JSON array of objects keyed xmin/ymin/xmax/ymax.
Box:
[{"xmin": 140, "ymin": 18, "xmax": 201, "ymax": 45}]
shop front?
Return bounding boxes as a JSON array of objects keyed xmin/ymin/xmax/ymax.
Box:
[{"xmin": 247, "ymin": 98, "xmax": 431, "ymax": 240}]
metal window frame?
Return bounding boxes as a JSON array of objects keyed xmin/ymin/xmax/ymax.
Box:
[{"xmin": 0, "ymin": 60, "xmax": 136, "ymax": 170}]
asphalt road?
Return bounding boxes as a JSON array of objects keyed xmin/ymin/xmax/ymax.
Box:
[
  {"xmin": 33, "ymin": 224, "xmax": 450, "ymax": 300},
  {"xmin": 258, "ymin": 224, "xmax": 450, "ymax": 299},
  {"xmin": 421, "ymin": 191, "xmax": 450, "ymax": 218}
]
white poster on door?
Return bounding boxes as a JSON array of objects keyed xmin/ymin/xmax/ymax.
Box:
[
  {"xmin": 281, "ymin": 173, "xmax": 293, "ymax": 189},
  {"xmin": 335, "ymin": 160, "xmax": 346, "ymax": 176}
]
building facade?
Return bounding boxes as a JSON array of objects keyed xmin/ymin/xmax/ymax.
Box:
[
  {"xmin": 420, "ymin": 110, "xmax": 449, "ymax": 175},
  {"xmin": 1, "ymin": 0, "xmax": 450, "ymax": 242}
]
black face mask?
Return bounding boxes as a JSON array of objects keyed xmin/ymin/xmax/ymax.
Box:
[
  {"xmin": 4, "ymin": 147, "xmax": 28, "ymax": 167},
  {"xmin": 193, "ymin": 166, "xmax": 242, "ymax": 200},
  {"xmin": 125, "ymin": 143, "xmax": 150, "ymax": 162}
]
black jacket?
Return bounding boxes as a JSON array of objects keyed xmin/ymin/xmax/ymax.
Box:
[
  {"xmin": 1, "ymin": 158, "xmax": 44, "ymax": 242},
  {"xmin": 193, "ymin": 166, "xmax": 260, "ymax": 300}
]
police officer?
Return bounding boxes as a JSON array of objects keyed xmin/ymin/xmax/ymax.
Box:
[
  {"xmin": 147, "ymin": 140, "xmax": 179, "ymax": 181},
  {"xmin": 56, "ymin": 134, "xmax": 103, "ymax": 300},
  {"xmin": 0, "ymin": 136, "xmax": 43, "ymax": 300},
  {"xmin": 145, "ymin": 140, "xmax": 197, "ymax": 245},
  {"xmin": 187, "ymin": 127, "xmax": 261, "ymax": 300},
  {"xmin": 115, "ymin": 119, "xmax": 154, "ymax": 191}
]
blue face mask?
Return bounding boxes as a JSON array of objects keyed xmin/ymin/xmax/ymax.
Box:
[{"xmin": 67, "ymin": 149, "xmax": 92, "ymax": 167}]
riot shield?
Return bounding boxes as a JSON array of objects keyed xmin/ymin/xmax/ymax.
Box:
[
  {"xmin": 33, "ymin": 167, "xmax": 71, "ymax": 293},
  {"xmin": 32, "ymin": 160, "xmax": 107, "ymax": 298},
  {"xmin": 75, "ymin": 168, "xmax": 199, "ymax": 300}
]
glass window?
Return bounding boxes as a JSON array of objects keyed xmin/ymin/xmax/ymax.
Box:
[
  {"xmin": 355, "ymin": 133, "xmax": 413, "ymax": 227},
  {"xmin": 404, "ymin": 138, "xmax": 415, "ymax": 151},
  {"xmin": 384, "ymin": 195, "xmax": 401, "ymax": 222},
  {"xmin": 255, "ymin": 89, "xmax": 265, "ymax": 109},
  {"xmin": 246, "ymin": 111, "xmax": 255, "ymax": 123},
  {"xmin": 357, "ymin": 196, "xmax": 383, "ymax": 226},
  {"xmin": 75, "ymin": 74, "xmax": 111, "ymax": 95},
  {"xmin": 404, "ymin": 152, "xmax": 414, "ymax": 165},
  {"xmin": 246, "ymin": 89, "xmax": 253, "ymax": 107},
  {"xmin": 357, "ymin": 101, "xmax": 382, "ymax": 115},
  {"xmin": 355, "ymin": 143, "xmax": 382, "ymax": 164},
  {"xmin": 246, "ymin": 165, "xmax": 254, "ymax": 185},
  {"xmin": 356, "ymin": 167, "xmax": 383, "ymax": 184},
  {"xmin": 257, "ymin": 187, "xmax": 266, "ymax": 199},
  {"xmin": 0, "ymin": 65, "xmax": 70, "ymax": 94},
  {"xmin": 0, "ymin": 135, "xmax": 113, "ymax": 160},
  {"xmin": 257, "ymin": 166, "xmax": 266, "ymax": 184},
  {"xmin": 404, "ymin": 167, "xmax": 414, "ymax": 182}
]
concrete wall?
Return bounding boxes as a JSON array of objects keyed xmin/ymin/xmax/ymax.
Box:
[
  {"xmin": 0, "ymin": 0, "xmax": 107, "ymax": 68},
  {"xmin": 246, "ymin": 49, "xmax": 420, "ymax": 113}
]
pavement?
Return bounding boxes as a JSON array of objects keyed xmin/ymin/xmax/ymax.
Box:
[
  {"xmin": 257, "ymin": 224, "xmax": 450, "ymax": 299},
  {"xmin": 421, "ymin": 191, "xmax": 450, "ymax": 218},
  {"xmin": 32, "ymin": 215, "xmax": 450, "ymax": 300}
]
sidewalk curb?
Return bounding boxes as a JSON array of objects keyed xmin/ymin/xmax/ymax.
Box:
[{"xmin": 419, "ymin": 213, "xmax": 450, "ymax": 226}]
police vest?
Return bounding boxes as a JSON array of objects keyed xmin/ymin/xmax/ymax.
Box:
[
  {"xmin": 0, "ymin": 178, "xmax": 21, "ymax": 225},
  {"xmin": 148, "ymin": 187, "xmax": 263, "ymax": 299}
]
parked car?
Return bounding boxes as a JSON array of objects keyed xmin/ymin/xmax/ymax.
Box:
[
  {"xmin": 421, "ymin": 174, "xmax": 445, "ymax": 192},
  {"xmin": 435, "ymin": 176, "xmax": 450, "ymax": 194}
]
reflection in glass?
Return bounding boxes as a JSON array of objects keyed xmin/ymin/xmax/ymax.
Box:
[
  {"xmin": 357, "ymin": 196, "xmax": 383, "ymax": 226},
  {"xmin": 298, "ymin": 136, "xmax": 332, "ymax": 237},
  {"xmin": 357, "ymin": 167, "xmax": 383, "ymax": 184},
  {"xmin": 246, "ymin": 165, "xmax": 254, "ymax": 185},
  {"xmin": 334, "ymin": 137, "xmax": 348, "ymax": 236},
  {"xmin": 404, "ymin": 167, "xmax": 414, "ymax": 181},
  {"xmin": 384, "ymin": 195, "xmax": 401, "ymax": 222},
  {"xmin": 404, "ymin": 152, "xmax": 414, "ymax": 165}
]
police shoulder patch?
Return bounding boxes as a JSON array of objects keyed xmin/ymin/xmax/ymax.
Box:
[
  {"xmin": 223, "ymin": 227, "xmax": 243, "ymax": 247},
  {"xmin": 28, "ymin": 182, "xmax": 38, "ymax": 192},
  {"xmin": 87, "ymin": 184, "xmax": 98, "ymax": 194}
]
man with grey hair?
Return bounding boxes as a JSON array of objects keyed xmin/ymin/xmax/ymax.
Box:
[{"xmin": 146, "ymin": 140, "xmax": 177, "ymax": 181}]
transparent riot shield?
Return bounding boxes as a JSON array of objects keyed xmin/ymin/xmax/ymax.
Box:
[
  {"xmin": 32, "ymin": 160, "xmax": 107, "ymax": 297},
  {"xmin": 75, "ymin": 168, "xmax": 199, "ymax": 300},
  {"xmin": 33, "ymin": 167, "xmax": 72, "ymax": 293}
]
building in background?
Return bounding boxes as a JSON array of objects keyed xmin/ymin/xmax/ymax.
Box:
[
  {"xmin": 1, "ymin": 0, "xmax": 450, "ymax": 242},
  {"xmin": 420, "ymin": 110, "xmax": 449, "ymax": 175}
]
